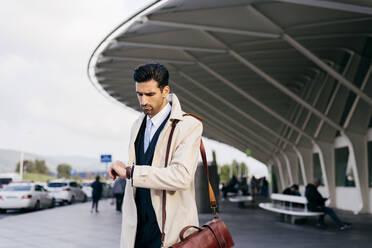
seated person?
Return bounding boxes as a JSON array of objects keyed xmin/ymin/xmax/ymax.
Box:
[
  {"xmin": 283, "ymin": 184, "xmax": 301, "ymax": 196},
  {"xmin": 239, "ymin": 176, "xmax": 249, "ymax": 196},
  {"xmin": 282, "ymin": 184, "xmax": 301, "ymax": 207},
  {"xmin": 305, "ymin": 179, "xmax": 351, "ymax": 230},
  {"xmin": 222, "ymin": 175, "xmax": 239, "ymax": 198}
]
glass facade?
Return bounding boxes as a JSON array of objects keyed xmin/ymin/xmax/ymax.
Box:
[
  {"xmin": 335, "ymin": 147, "xmax": 355, "ymax": 187},
  {"xmin": 313, "ymin": 153, "xmax": 324, "ymax": 185}
]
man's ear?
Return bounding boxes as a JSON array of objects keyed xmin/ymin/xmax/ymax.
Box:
[{"xmin": 162, "ymin": 85, "xmax": 170, "ymax": 97}]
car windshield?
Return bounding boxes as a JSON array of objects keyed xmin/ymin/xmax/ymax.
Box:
[
  {"xmin": 47, "ymin": 182, "xmax": 67, "ymax": 187},
  {"xmin": 3, "ymin": 185, "xmax": 32, "ymax": 191},
  {"xmin": 0, "ymin": 178, "xmax": 12, "ymax": 185}
]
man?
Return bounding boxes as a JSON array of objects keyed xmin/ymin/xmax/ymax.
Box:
[
  {"xmin": 305, "ymin": 179, "xmax": 351, "ymax": 230},
  {"xmin": 108, "ymin": 63, "xmax": 203, "ymax": 248},
  {"xmin": 283, "ymin": 184, "xmax": 300, "ymax": 196},
  {"xmin": 112, "ymin": 178, "xmax": 126, "ymax": 212},
  {"xmin": 250, "ymin": 176, "xmax": 258, "ymax": 196},
  {"xmin": 91, "ymin": 176, "xmax": 103, "ymax": 213},
  {"xmin": 222, "ymin": 175, "xmax": 239, "ymax": 198}
]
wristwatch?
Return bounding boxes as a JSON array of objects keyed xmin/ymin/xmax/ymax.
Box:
[{"xmin": 125, "ymin": 166, "xmax": 132, "ymax": 179}]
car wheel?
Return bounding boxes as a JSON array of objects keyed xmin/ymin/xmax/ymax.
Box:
[
  {"xmin": 69, "ymin": 196, "xmax": 75, "ymax": 205},
  {"xmin": 49, "ymin": 198, "xmax": 56, "ymax": 208},
  {"xmin": 34, "ymin": 201, "xmax": 41, "ymax": 211}
]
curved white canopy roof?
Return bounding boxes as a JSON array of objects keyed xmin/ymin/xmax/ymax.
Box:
[{"xmin": 88, "ymin": 0, "xmax": 372, "ymax": 163}]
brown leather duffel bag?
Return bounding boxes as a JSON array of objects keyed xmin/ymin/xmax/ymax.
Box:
[
  {"xmin": 171, "ymin": 217, "xmax": 234, "ymax": 248},
  {"xmin": 162, "ymin": 116, "xmax": 234, "ymax": 248}
]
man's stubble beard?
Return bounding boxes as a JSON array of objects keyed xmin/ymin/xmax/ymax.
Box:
[{"xmin": 141, "ymin": 105, "xmax": 153, "ymax": 116}]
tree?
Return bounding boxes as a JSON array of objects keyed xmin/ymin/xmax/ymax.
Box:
[
  {"xmin": 15, "ymin": 159, "xmax": 50, "ymax": 175},
  {"xmin": 219, "ymin": 165, "xmax": 230, "ymax": 183},
  {"xmin": 231, "ymin": 160, "xmax": 240, "ymax": 177},
  {"xmin": 34, "ymin": 160, "xmax": 50, "ymax": 174},
  {"xmin": 57, "ymin": 164, "xmax": 72, "ymax": 178},
  {"xmin": 240, "ymin": 162, "xmax": 248, "ymax": 177},
  {"xmin": 15, "ymin": 160, "xmax": 35, "ymax": 173}
]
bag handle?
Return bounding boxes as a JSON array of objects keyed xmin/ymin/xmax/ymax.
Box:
[
  {"xmin": 161, "ymin": 114, "xmax": 218, "ymax": 245},
  {"xmin": 200, "ymin": 139, "xmax": 217, "ymax": 209},
  {"xmin": 161, "ymin": 120, "xmax": 178, "ymax": 244},
  {"xmin": 179, "ymin": 226, "xmax": 202, "ymax": 241}
]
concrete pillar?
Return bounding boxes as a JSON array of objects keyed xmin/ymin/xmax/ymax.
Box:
[
  {"xmin": 298, "ymin": 147, "xmax": 312, "ymax": 185},
  {"xmin": 287, "ymin": 151, "xmax": 299, "ymax": 185},
  {"xmin": 268, "ymin": 163, "xmax": 273, "ymax": 195},
  {"xmin": 274, "ymin": 157, "xmax": 286, "ymax": 192},
  {"xmin": 293, "ymin": 147, "xmax": 308, "ymax": 186},
  {"xmin": 314, "ymin": 141, "xmax": 335, "ymax": 207},
  {"xmin": 195, "ymin": 163, "xmax": 219, "ymax": 213},
  {"xmin": 281, "ymin": 152, "xmax": 294, "ymax": 185}
]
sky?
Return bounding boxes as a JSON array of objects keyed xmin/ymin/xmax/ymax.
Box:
[{"xmin": 0, "ymin": 0, "xmax": 268, "ymax": 178}]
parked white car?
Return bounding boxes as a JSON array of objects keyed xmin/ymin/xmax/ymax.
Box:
[
  {"xmin": 81, "ymin": 183, "xmax": 92, "ymax": 199},
  {"xmin": 0, "ymin": 183, "xmax": 55, "ymax": 212},
  {"xmin": 46, "ymin": 179, "xmax": 87, "ymax": 205}
]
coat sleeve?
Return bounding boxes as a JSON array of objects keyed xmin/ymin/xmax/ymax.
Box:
[{"xmin": 132, "ymin": 120, "xmax": 203, "ymax": 191}]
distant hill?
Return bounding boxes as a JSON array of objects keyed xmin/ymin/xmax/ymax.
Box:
[{"xmin": 0, "ymin": 148, "xmax": 105, "ymax": 173}]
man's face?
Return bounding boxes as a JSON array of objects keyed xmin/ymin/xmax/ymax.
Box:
[{"xmin": 136, "ymin": 79, "xmax": 169, "ymax": 118}]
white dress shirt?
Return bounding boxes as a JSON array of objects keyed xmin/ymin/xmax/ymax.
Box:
[{"xmin": 144, "ymin": 102, "xmax": 171, "ymax": 152}]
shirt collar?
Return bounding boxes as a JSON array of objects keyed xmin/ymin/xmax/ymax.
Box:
[{"xmin": 146, "ymin": 102, "xmax": 171, "ymax": 128}]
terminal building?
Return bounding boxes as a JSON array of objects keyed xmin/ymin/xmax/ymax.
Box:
[{"xmin": 87, "ymin": 0, "xmax": 372, "ymax": 214}]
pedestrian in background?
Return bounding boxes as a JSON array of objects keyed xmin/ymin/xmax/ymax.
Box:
[
  {"xmin": 112, "ymin": 178, "xmax": 126, "ymax": 212},
  {"xmin": 91, "ymin": 176, "xmax": 103, "ymax": 213},
  {"xmin": 250, "ymin": 176, "xmax": 258, "ymax": 196},
  {"xmin": 261, "ymin": 177, "xmax": 269, "ymax": 197}
]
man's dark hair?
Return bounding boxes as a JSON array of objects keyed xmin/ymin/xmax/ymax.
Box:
[
  {"xmin": 133, "ymin": 63, "xmax": 169, "ymax": 89},
  {"xmin": 291, "ymin": 184, "xmax": 299, "ymax": 190}
]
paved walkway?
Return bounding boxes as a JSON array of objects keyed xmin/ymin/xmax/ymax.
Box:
[
  {"xmin": 1, "ymin": 198, "xmax": 372, "ymax": 247},
  {"xmin": 0, "ymin": 199, "xmax": 121, "ymax": 248},
  {"xmin": 212, "ymin": 199, "xmax": 372, "ymax": 248}
]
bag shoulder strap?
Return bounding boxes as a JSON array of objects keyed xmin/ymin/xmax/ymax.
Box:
[{"xmin": 161, "ymin": 114, "xmax": 217, "ymax": 244}]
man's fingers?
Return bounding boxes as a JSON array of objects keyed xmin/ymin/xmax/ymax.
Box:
[{"xmin": 108, "ymin": 167, "xmax": 116, "ymax": 180}]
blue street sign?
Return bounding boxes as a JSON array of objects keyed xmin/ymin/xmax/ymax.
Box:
[{"xmin": 100, "ymin": 154, "xmax": 112, "ymax": 163}]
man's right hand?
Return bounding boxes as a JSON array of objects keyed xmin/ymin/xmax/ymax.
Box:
[{"xmin": 108, "ymin": 160, "xmax": 127, "ymax": 180}]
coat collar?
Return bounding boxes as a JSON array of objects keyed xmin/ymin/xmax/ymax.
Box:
[
  {"xmin": 131, "ymin": 93, "xmax": 183, "ymax": 143},
  {"xmin": 135, "ymin": 93, "xmax": 183, "ymax": 124},
  {"xmin": 168, "ymin": 93, "xmax": 183, "ymax": 121}
]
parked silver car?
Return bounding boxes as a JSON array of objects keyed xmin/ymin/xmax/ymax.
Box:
[{"xmin": 0, "ymin": 182, "xmax": 55, "ymax": 212}]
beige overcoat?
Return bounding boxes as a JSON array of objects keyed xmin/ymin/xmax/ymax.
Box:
[{"xmin": 120, "ymin": 93, "xmax": 203, "ymax": 248}]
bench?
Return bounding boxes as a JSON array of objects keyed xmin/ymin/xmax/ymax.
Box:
[
  {"xmin": 228, "ymin": 195, "xmax": 253, "ymax": 208},
  {"xmin": 259, "ymin": 193, "xmax": 323, "ymax": 224}
]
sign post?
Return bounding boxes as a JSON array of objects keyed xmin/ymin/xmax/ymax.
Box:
[{"xmin": 100, "ymin": 154, "xmax": 112, "ymax": 178}]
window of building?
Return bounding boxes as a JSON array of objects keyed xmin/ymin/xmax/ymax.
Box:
[
  {"xmin": 335, "ymin": 147, "xmax": 355, "ymax": 187},
  {"xmin": 313, "ymin": 153, "xmax": 324, "ymax": 185}
]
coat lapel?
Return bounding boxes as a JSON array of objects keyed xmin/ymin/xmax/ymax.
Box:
[{"xmin": 128, "ymin": 114, "xmax": 145, "ymax": 165}]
